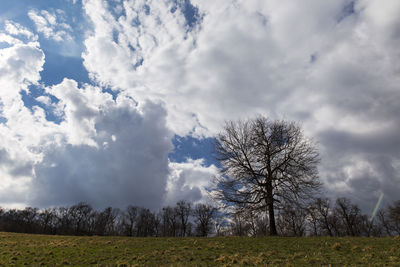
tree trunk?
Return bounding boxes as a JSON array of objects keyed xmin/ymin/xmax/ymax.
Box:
[
  {"xmin": 325, "ymin": 219, "xmax": 333, "ymax": 237},
  {"xmin": 268, "ymin": 201, "xmax": 277, "ymax": 236},
  {"xmin": 266, "ymin": 179, "xmax": 278, "ymax": 236}
]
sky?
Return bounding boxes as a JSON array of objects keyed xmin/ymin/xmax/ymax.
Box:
[{"xmin": 0, "ymin": 0, "xmax": 399, "ymax": 212}]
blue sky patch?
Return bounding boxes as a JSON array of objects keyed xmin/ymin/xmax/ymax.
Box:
[
  {"xmin": 0, "ymin": 103, "xmax": 7, "ymax": 124},
  {"xmin": 102, "ymin": 87, "xmax": 120, "ymax": 101},
  {"xmin": 40, "ymin": 50, "xmax": 90, "ymax": 86},
  {"xmin": 107, "ymin": 0, "xmax": 127, "ymax": 20},
  {"xmin": 169, "ymin": 135, "xmax": 219, "ymax": 167},
  {"xmin": 310, "ymin": 53, "xmax": 318, "ymax": 63},
  {"xmin": 21, "ymin": 84, "xmax": 63, "ymax": 124},
  {"xmin": 170, "ymin": 0, "xmax": 202, "ymax": 31},
  {"xmin": 337, "ymin": 1, "xmax": 356, "ymax": 23}
]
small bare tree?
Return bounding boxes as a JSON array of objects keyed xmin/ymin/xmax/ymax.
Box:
[
  {"xmin": 378, "ymin": 200, "xmax": 400, "ymax": 236},
  {"xmin": 334, "ymin": 197, "xmax": 362, "ymax": 236},
  {"xmin": 193, "ymin": 203, "xmax": 216, "ymax": 237},
  {"xmin": 123, "ymin": 205, "xmax": 138, "ymax": 236},
  {"xmin": 176, "ymin": 200, "xmax": 191, "ymax": 237},
  {"xmin": 161, "ymin": 206, "xmax": 179, "ymax": 237},
  {"xmin": 307, "ymin": 198, "xmax": 334, "ymax": 236},
  {"xmin": 212, "ymin": 116, "xmax": 320, "ymax": 235},
  {"xmin": 388, "ymin": 200, "xmax": 400, "ymax": 234},
  {"xmin": 277, "ymin": 202, "xmax": 307, "ymax": 236}
]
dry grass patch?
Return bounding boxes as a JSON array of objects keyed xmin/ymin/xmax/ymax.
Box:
[{"xmin": 0, "ymin": 233, "xmax": 398, "ymax": 266}]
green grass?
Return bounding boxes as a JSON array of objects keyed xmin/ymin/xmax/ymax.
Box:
[{"xmin": 0, "ymin": 232, "xmax": 399, "ymax": 266}]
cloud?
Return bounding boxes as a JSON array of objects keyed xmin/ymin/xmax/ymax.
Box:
[
  {"xmin": 82, "ymin": 0, "xmax": 204, "ymax": 135},
  {"xmin": 81, "ymin": 0, "xmax": 353, "ymax": 135},
  {"xmin": 4, "ymin": 21, "xmax": 37, "ymax": 41},
  {"xmin": 30, "ymin": 85, "xmax": 173, "ymax": 209},
  {"xmin": 0, "ymin": 24, "xmax": 173, "ymax": 209},
  {"xmin": 1, "ymin": 0, "xmax": 400, "ymax": 213},
  {"xmin": 166, "ymin": 159, "xmax": 219, "ymax": 205},
  {"xmin": 81, "ymin": 0, "xmax": 400, "ymax": 211},
  {"xmin": 317, "ymin": 124, "xmax": 400, "ymax": 211},
  {"xmin": 0, "ymin": 22, "xmax": 45, "ymax": 158},
  {"xmin": 0, "ymin": 25, "xmax": 45, "ymax": 207},
  {"xmin": 0, "ymin": 146, "xmax": 34, "ymax": 208},
  {"xmin": 28, "ymin": 9, "xmax": 73, "ymax": 42}
]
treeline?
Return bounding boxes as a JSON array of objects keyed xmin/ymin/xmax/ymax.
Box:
[
  {"xmin": 0, "ymin": 201, "xmax": 216, "ymax": 237},
  {"xmin": 220, "ymin": 197, "xmax": 400, "ymax": 237},
  {"xmin": 0, "ymin": 198, "xmax": 399, "ymax": 237}
]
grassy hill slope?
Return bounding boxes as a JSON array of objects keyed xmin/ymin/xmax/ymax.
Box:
[{"xmin": 0, "ymin": 232, "xmax": 399, "ymax": 266}]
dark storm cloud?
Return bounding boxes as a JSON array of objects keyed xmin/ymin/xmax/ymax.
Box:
[
  {"xmin": 0, "ymin": 148, "xmax": 32, "ymax": 177},
  {"xmin": 318, "ymin": 126, "xmax": 400, "ymax": 211},
  {"xmin": 319, "ymin": 126, "xmax": 400, "ymax": 157},
  {"xmin": 30, "ymin": 101, "xmax": 173, "ymax": 210}
]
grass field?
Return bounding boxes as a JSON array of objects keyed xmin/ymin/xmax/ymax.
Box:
[{"xmin": 0, "ymin": 232, "xmax": 399, "ymax": 266}]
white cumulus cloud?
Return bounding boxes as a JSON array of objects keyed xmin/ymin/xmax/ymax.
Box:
[
  {"xmin": 28, "ymin": 9, "xmax": 73, "ymax": 42},
  {"xmin": 0, "ymin": 23, "xmax": 174, "ymax": 209},
  {"xmin": 166, "ymin": 159, "xmax": 219, "ymax": 206},
  {"xmin": 81, "ymin": 0, "xmax": 400, "ymax": 211}
]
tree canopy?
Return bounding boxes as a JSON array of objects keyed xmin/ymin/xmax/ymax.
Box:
[{"xmin": 212, "ymin": 116, "xmax": 321, "ymax": 235}]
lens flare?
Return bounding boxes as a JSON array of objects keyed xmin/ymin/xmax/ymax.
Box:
[{"xmin": 370, "ymin": 192, "xmax": 384, "ymax": 222}]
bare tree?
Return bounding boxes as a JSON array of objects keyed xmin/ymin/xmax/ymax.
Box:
[
  {"xmin": 68, "ymin": 202, "xmax": 93, "ymax": 235},
  {"xmin": 252, "ymin": 213, "xmax": 269, "ymax": 236},
  {"xmin": 388, "ymin": 200, "xmax": 400, "ymax": 235},
  {"xmin": 193, "ymin": 204, "xmax": 216, "ymax": 237},
  {"xmin": 306, "ymin": 204, "xmax": 320, "ymax": 236},
  {"xmin": 54, "ymin": 206, "xmax": 72, "ymax": 235},
  {"xmin": 212, "ymin": 116, "xmax": 320, "ymax": 235},
  {"xmin": 176, "ymin": 200, "xmax": 191, "ymax": 237},
  {"xmin": 123, "ymin": 205, "xmax": 138, "ymax": 236},
  {"xmin": 136, "ymin": 208, "xmax": 157, "ymax": 237},
  {"xmin": 378, "ymin": 201, "xmax": 400, "ymax": 236},
  {"xmin": 215, "ymin": 214, "xmax": 230, "ymax": 236},
  {"xmin": 308, "ymin": 198, "xmax": 334, "ymax": 236},
  {"xmin": 230, "ymin": 210, "xmax": 251, "ymax": 236},
  {"xmin": 277, "ymin": 202, "xmax": 307, "ymax": 236},
  {"xmin": 229, "ymin": 209, "xmax": 269, "ymax": 236},
  {"xmin": 334, "ymin": 198, "xmax": 362, "ymax": 236},
  {"xmin": 377, "ymin": 210, "xmax": 392, "ymax": 236},
  {"xmin": 94, "ymin": 207, "xmax": 119, "ymax": 236},
  {"xmin": 21, "ymin": 207, "xmax": 39, "ymax": 233},
  {"xmin": 161, "ymin": 206, "xmax": 179, "ymax": 237},
  {"xmin": 38, "ymin": 208, "xmax": 57, "ymax": 234}
]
